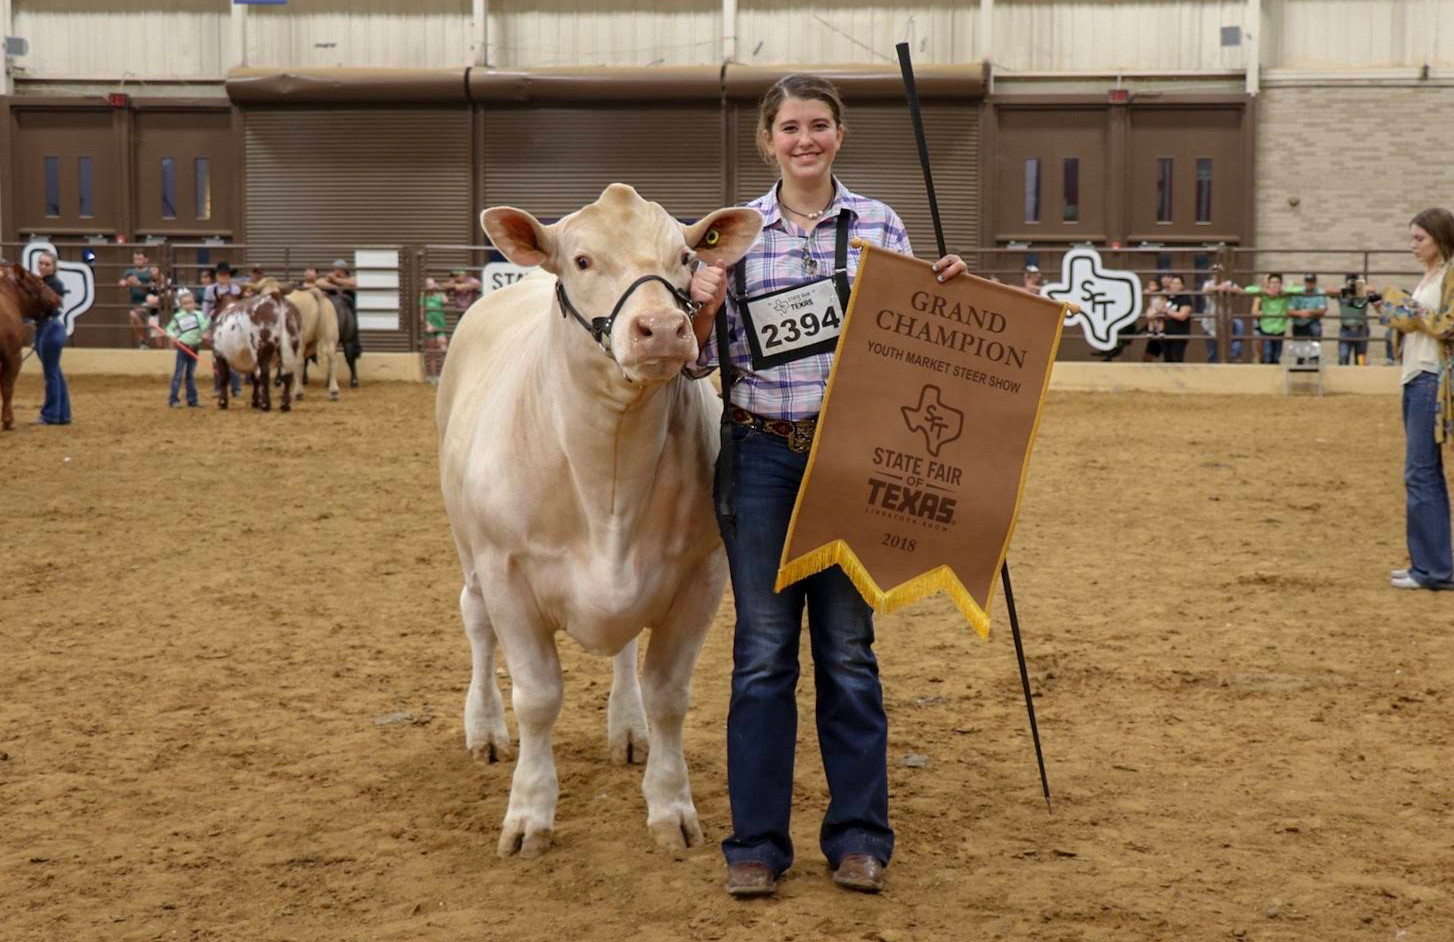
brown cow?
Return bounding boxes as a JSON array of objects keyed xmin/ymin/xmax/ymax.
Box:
[{"xmin": 0, "ymin": 264, "xmax": 62, "ymax": 431}]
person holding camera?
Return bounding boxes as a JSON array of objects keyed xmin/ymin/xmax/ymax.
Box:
[
  {"xmin": 1385, "ymin": 208, "xmax": 1454, "ymax": 590},
  {"xmin": 1336, "ymin": 274, "xmax": 1371, "ymax": 365}
]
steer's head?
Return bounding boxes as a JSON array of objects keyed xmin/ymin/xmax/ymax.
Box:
[{"xmin": 482, "ymin": 183, "xmax": 762, "ymax": 385}]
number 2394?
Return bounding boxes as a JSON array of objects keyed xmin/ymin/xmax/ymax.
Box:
[{"xmin": 762, "ymin": 307, "xmax": 840, "ymax": 349}]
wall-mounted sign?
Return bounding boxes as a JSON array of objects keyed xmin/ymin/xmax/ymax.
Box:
[
  {"xmin": 481, "ymin": 259, "xmax": 534, "ymax": 296},
  {"xmin": 21, "ymin": 241, "xmax": 95, "ymax": 338},
  {"xmin": 1042, "ymin": 246, "xmax": 1142, "ymax": 351}
]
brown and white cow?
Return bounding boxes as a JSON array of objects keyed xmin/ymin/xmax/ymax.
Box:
[
  {"xmin": 212, "ymin": 278, "xmax": 301, "ymax": 412},
  {"xmin": 437, "ymin": 183, "xmax": 762, "ymax": 858}
]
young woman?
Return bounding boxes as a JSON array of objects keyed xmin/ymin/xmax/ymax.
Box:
[
  {"xmin": 33, "ymin": 252, "xmax": 71, "ymax": 425},
  {"xmin": 687, "ymin": 74, "xmax": 966, "ymax": 898},
  {"xmin": 1387, "ymin": 207, "xmax": 1454, "ymax": 590}
]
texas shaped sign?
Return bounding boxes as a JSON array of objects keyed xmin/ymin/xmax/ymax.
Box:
[{"xmin": 1042, "ymin": 246, "xmax": 1142, "ymax": 351}]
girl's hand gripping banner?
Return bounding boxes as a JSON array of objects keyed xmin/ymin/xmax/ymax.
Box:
[{"xmin": 775, "ymin": 242, "xmax": 1068, "ymax": 638}]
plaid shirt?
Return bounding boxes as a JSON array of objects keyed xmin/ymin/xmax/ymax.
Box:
[{"xmin": 694, "ymin": 179, "xmax": 913, "ymax": 420}]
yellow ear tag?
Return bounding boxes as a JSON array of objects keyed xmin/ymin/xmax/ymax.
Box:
[{"xmin": 704, "ymin": 228, "xmax": 721, "ymax": 247}]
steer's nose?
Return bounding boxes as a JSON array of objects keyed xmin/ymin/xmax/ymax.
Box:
[{"xmin": 631, "ymin": 311, "xmax": 693, "ymax": 358}]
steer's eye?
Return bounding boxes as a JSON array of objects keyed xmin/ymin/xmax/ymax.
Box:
[
  {"xmin": 680, "ymin": 251, "xmax": 691, "ymax": 267},
  {"xmin": 574, "ymin": 256, "xmax": 591, "ymax": 271}
]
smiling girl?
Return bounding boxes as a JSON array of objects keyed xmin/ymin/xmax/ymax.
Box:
[{"xmin": 686, "ymin": 73, "xmax": 966, "ymax": 898}]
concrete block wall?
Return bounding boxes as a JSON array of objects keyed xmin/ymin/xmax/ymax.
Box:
[{"xmin": 1254, "ymin": 85, "xmax": 1454, "ymax": 283}]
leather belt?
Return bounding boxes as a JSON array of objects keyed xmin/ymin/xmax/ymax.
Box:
[{"xmin": 730, "ymin": 407, "xmax": 817, "ymax": 454}]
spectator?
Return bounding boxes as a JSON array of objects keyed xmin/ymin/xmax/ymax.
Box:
[
  {"xmin": 317, "ymin": 259, "xmax": 361, "ymax": 386},
  {"xmin": 1199, "ymin": 265, "xmax": 1244, "ymax": 362},
  {"xmin": 1336, "ymin": 273, "xmax": 1372, "ymax": 365},
  {"xmin": 1021, "ymin": 264, "xmax": 1043, "ymax": 295},
  {"xmin": 1142, "ymin": 276, "xmax": 1167, "ymax": 361},
  {"xmin": 447, "ymin": 268, "xmax": 482, "ymax": 320},
  {"xmin": 422, "ymin": 277, "xmax": 451, "ymax": 381},
  {"xmin": 1289, "ymin": 273, "xmax": 1327, "ymax": 364},
  {"xmin": 1162, "ymin": 274, "xmax": 1194, "ymax": 363},
  {"xmin": 193, "ymin": 267, "xmax": 214, "ymax": 306},
  {"xmin": 32, "ymin": 252, "xmax": 71, "ymax": 425},
  {"xmin": 164, "ymin": 290, "xmax": 208, "ymax": 408},
  {"xmin": 302, "ymin": 266, "xmax": 319, "ymax": 286},
  {"xmin": 120, "ymin": 248, "xmax": 159, "ymax": 349},
  {"xmin": 1251, "ymin": 274, "xmax": 1291, "ymax": 364}
]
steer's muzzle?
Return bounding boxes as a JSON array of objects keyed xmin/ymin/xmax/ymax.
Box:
[{"xmin": 618, "ymin": 309, "xmax": 696, "ymax": 379}]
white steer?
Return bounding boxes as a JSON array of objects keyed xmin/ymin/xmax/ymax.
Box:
[{"xmin": 437, "ymin": 183, "xmax": 762, "ymax": 858}]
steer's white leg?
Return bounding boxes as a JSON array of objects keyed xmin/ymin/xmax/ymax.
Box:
[
  {"xmin": 462, "ymin": 581, "xmax": 512, "ymax": 762},
  {"xmin": 607, "ymin": 638, "xmax": 649, "ymax": 765},
  {"xmin": 324, "ymin": 346, "xmax": 339, "ymax": 400},
  {"xmin": 495, "ymin": 612, "xmax": 564, "ymax": 859},
  {"xmin": 639, "ymin": 553, "xmax": 727, "ymax": 852}
]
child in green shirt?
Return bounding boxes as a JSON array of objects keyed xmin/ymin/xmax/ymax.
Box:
[
  {"xmin": 422, "ymin": 278, "xmax": 451, "ymax": 382},
  {"xmin": 1249, "ymin": 274, "xmax": 1290, "ymax": 364},
  {"xmin": 166, "ymin": 290, "xmax": 210, "ymax": 407}
]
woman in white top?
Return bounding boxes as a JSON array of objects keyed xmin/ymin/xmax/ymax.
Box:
[{"xmin": 1387, "ymin": 207, "xmax": 1454, "ymax": 589}]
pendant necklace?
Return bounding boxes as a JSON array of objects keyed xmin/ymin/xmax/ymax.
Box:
[{"xmin": 780, "ymin": 191, "xmax": 832, "ymax": 276}]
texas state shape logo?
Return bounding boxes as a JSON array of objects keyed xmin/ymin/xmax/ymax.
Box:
[
  {"xmin": 20, "ymin": 241, "xmax": 96, "ymax": 338},
  {"xmin": 1042, "ymin": 247, "xmax": 1142, "ymax": 351},
  {"xmin": 901, "ymin": 384, "xmax": 964, "ymax": 458}
]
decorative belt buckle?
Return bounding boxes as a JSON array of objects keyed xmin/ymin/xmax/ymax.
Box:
[{"xmin": 787, "ymin": 420, "xmax": 815, "ymax": 454}]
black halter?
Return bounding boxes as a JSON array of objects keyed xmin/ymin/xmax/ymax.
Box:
[{"xmin": 556, "ymin": 274, "xmax": 701, "ymax": 359}]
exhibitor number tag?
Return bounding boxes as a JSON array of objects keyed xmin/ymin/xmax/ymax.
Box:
[{"xmin": 738, "ymin": 276, "xmax": 844, "ymax": 370}]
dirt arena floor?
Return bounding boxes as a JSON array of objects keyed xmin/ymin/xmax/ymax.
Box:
[{"xmin": 3, "ymin": 372, "xmax": 1451, "ymax": 942}]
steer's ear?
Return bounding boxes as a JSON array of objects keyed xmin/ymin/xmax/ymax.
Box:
[
  {"xmin": 481, "ymin": 207, "xmax": 556, "ymax": 272},
  {"xmin": 685, "ymin": 208, "xmax": 764, "ymax": 269}
]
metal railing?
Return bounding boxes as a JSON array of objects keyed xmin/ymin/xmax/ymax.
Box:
[{"xmin": 3, "ymin": 237, "xmax": 1426, "ymax": 367}]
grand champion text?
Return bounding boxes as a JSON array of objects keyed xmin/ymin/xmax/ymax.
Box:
[{"xmin": 874, "ymin": 290, "xmax": 1028, "ymax": 370}]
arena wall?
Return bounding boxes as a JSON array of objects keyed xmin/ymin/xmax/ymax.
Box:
[
  {"xmin": 21, "ymin": 349, "xmax": 1403, "ymax": 396},
  {"xmin": 1253, "ymin": 85, "xmax": 1453, "ymax": 273}
]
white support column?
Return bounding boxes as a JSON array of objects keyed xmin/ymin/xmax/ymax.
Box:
[
  {"xmin": 1246, "ymin": 0, "xmax": 1261, "ymax": 96},
  {"xmin": 1, "ymin": 0, "xmax": 13, "ymax": 96},
  {"xmin": 978, "ymin": 0, "xmax": 994, "ymax": 79},
  {"xmin": 472, "ymin": 0, "xmax": 488, "ymax": 67},
  {"xmin": 722, "ymin": 0, "xmax": 737, "ymax": 63},
  {"xmin": 228, "ymin": 0, "xmax": 248, "ymax": 71}
]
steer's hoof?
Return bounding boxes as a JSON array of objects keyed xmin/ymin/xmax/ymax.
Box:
[
  {"xmin": 608, "ymin": 727, "xmax": 649, "ymax": 766},
  {"xmin": 328, "ymin": 390, "xmax": 339, "ymax": 401},
  {"xmin": 498, "ymin": 821, "xmax": 553, "ymax": 859},
  {"xmin": 281, "ymin": 403, "xmax": 291, "ymax": 413},
  {"xmin": 648, "ymin": 808, "xmax": 705, "ymax": 853},
  {"xmin": 468, "ymin": 736, "xmax": 512, "ymax": 763}
]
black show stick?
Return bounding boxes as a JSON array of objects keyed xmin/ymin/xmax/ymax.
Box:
[{"xmin": 896, "ymin": 41, "xmax": 1052, "ymax": 812}]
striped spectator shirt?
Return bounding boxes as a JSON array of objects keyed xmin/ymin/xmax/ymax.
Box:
[{"xmin": 695, "ymin": 178, "xmax": 913, "ymax": 420}]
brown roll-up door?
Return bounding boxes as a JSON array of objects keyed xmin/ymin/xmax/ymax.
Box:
[
  {"xmin": 479, "ymin": 105, "xmax": 725, "ymax": 222},
  {"xmin": 244, "ymin": 106, "xmax": 471, "ymax": 245},
  {"xmin": 730, "ymin": 101, "xmax": 979, "ymax": 258},
  {"xmin": 244, "ymin": 105, "xmax": 472, "ymax": 351}
]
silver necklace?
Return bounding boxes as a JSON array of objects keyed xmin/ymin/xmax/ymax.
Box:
[{"xmin": 779, "ymin": 195, "xmax": 832, "ymax": 220}]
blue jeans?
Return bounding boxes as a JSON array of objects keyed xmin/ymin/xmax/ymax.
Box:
[
  {"xmin": 1206, "ymin": 318, "xmax": 1245, "ymax": 363},
  {"xmin": 718, "ymin": 426, "xmax": 892, "ymax": 876},
  {"xmin": 1339, "ymin": 324, "xmax": 1369, "ymax": 365},
  {"xmin": 35, "ymin": 317, "xmax": 71, "ymax": 424},
  {"xmin": 1402, "ymin": 372, "xmax": 1452, "ymax": 586},
  {"xmin": 169, "ymin": 347, "xmax": 199, "ymax": 405},
  {"xmin": 1257, "ymin": 327, "xmax": 1284, "ymax": 365},
  {"xmin": 213, "ymin": 358, "xmax": 243, "ymax": 397}
]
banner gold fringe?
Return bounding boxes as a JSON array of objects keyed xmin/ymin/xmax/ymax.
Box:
[{"xmin": 775, "ymin": 540, "xmax": 992, "ymax": 640}]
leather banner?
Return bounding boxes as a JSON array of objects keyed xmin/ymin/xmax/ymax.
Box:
[{"xmin": 775, "ymin": 242, "xmax": 1067, "ymax": 637}]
